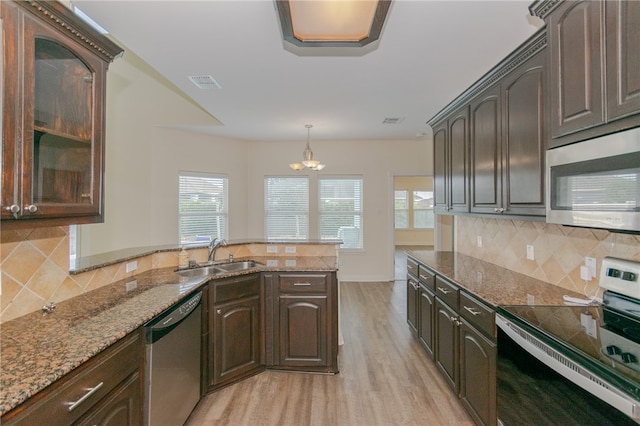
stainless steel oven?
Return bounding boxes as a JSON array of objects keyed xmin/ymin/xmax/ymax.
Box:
[{"xmin": 546, "ymin": 127, "xmax": 640, "ymax": 232}]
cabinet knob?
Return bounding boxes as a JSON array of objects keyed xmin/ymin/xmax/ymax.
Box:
[
  {"xmin": 6, "ymin": 204, "xmax": 20, "ymax": 214},
  {"xmin": 216, "ymin": 309, "xmax": 222, "ymax": 315},
  {"xmin": 24, "ymin": 204, "xmax": 38, "ymax": 213}
]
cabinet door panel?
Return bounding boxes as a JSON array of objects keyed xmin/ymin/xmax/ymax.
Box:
[
  {"xmin": 549, "ymin": 0, "xmax": 604, "ymax": 137},
  {"xmin": 460, "ymin": 320, "xmax": 496, "ymax": 426},
  {"xmin": 606, "ymin": 0, "xmax": 640, "ymax": 121},
  {"xmin": 418, "ymin": 286, "xmax": 434, "ymax": 359},
  {"xmin": 278, "ymin": 295, "xmax": 328, "ymax": 366},
  {"xmin": 407, "ymin": 277, "xmax": 419, "ymax": 334},
  {"xmin": 503, "ymin": 51, "xmax": 546, "ymax": 216},
  {"xmin": 449, "ymin": 109, "xmax": 469, "ymax": 212},
  {"xmin": 470, "ymin": 88, "xmax": 501, "ymax": 213},
  {"xmin": 212, "ymin": 297, "xmax": 261, "ymax": 386},
  {"xmin": 435, "ymin": 299, "xmax": 459, "ymax": 392},
  {"xmin": 433, "ymin": 124, "xmax": 448, "ymax": 212}
]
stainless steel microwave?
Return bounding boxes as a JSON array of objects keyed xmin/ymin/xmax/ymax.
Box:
[{"xmin": 546, "ymin": 128, "xmax": 640, "ymax": 232}]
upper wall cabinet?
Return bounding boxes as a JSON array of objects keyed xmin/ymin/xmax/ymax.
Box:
[
  {"xmin": 432, "ymin": 106, "xmax": 470, "ymax": 215},
  {"xmin": 1, "ymin": 0, "xmax": 123, "ymax": 228},
  {"xmin": 429, "ymin": 29, "xmax": 547, "ymax": 219},
  {"xmin": 531, "ymin": 0, "xmax": 640, "ymax": 147}
]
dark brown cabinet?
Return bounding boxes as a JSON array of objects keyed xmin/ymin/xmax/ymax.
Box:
[
  {"xmin": 1, "ymin": 332, "xmax": 143, "ymax": 426},
  {"xmin": 531, "ymin": 0, "xmax": 640, "ymax": 147},
  {"xmin": 470, "ymin": 44, "xmax": 546, "ymax": 217},
  {"xmin": 432, "ymin": 29, "xmax": 546, "ymax": 220},
  {"xmin": 432, "ymin": 107, "xmax": 470, "ymax": 214},
  {"xmin": 207, "ymin": 274, "xmax": 262, "ymax": 389},
  {"xmin": 273, "ymin": 272, "xmax": 338, "ymax": 373},
  {"xmin": 459, "ymin": 319, "xmax": 497, "ymax": 426},
  {"xmin": 1, "ymin": 0, "xmax": 122, "ymax": 227},
  {"xmin": 407, "ymin": 257, "xmax": 497, "ymax": 425}
]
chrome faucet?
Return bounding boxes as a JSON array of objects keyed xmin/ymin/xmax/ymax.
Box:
[{"xmin": 208, "ymin": 238, "xmax": 228, "ymax": 262}]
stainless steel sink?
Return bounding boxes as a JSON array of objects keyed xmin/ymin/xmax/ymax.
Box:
[
  {"xmin": 176, "ymin": 265, "xmax": 225, "ymax": 278},
  {"xmin": 176, "ymin": 260, "xmax": 262, "ymax": 278},
  {"xmin": 217, "ymin": 260, "xmax": 261, "ymax": 272}
]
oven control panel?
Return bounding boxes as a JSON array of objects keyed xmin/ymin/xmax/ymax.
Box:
[{"xmin": 600, "ymin": 257, "xmax": 640, "ymax": 299}]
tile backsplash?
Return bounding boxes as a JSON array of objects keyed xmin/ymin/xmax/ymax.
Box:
[
  {"xmin": 456, "ymin": 216, "xmax": 640, "ymax": 298},
  {"xmin": 1, "ymin": 227, "xmax": 338, "ymax": 323}
]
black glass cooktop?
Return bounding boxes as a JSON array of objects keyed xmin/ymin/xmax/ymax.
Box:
[{"xmin": 498, "ymin": 304, "xmax": 640, "ymax": 402}]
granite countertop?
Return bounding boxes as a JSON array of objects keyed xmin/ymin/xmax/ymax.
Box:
[
  {"xmin": 0, "ymin": 256, "xmax": 337, "ymax": 416},
  {"xmin": 406, "ymin": 250, "xmax": 585, "ymax": 307}
]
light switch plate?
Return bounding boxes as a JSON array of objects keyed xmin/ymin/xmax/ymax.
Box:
[
  {"xmin": 526, "ymin": 245, "xmax": 535, "ymax": 261},
  {"xmin": 585, "ymin": 257, "xmax": 596, "ymax": 278},
  {"xmin": 126, "ymin": 261, "xmax": 137, "ymax": 273},
  {"xmin": 476, "ymin": 236, "xmax": 482, "ymax": 248}
]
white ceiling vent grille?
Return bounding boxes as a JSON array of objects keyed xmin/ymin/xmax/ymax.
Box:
[
  {"xmin": 382, "ymin": 117, "xmax": 404, "ymax": 124},
  {"xmin": 188, "ymin": 75, "xmax": 222, "ymax": 89}
]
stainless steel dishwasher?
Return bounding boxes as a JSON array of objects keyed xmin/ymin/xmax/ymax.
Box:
[{"xmin": 145, "ymin": 291, "xmax": 202, "ymax": 426}]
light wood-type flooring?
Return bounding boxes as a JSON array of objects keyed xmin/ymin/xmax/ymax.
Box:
[{"xmin": 186, "ymin": 278, "xmax": 473, "ymax": 425}]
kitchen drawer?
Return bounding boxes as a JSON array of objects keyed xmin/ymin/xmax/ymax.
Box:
[
  {"xmin": 435, "ymin": 276, "xmax": 459, "ymax": 310},
  {"xmin": 407, "ymin": 257, "xmax": 419, "ymax": 278},
  {"xmin": 3, "ymin": 332, "xmax": 141, "ymax": 426},
  {"xmin": 213, "ymin": 274, "xmax": 260, "ymax": 304},
  {"xmin": 460, "ymin": 292, "xmax": 495, "ymax": 338},
  {"xmin": 279, "ymin": 273, "xmax": 328, "ymax": 293},
  {"xmin": 418, "ymin": 265, "xmax": 435, "ymax": 291}
]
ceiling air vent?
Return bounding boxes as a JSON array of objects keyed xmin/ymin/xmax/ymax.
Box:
[
  {"xmin": 382, "ymin": 117, "xmax": 404, "ymax": 124},
  {"xmin": 188, "ymin": 75, "xmax": 222, "ymax": 89}
]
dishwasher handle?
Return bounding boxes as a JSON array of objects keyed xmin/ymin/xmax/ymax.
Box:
[{"xmin": 146, "ymin": 291, "xmax": 202, "ymax": 344}]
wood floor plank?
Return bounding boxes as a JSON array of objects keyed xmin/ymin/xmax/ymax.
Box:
[{"xmin": 187, "ymin": 281, "xmax": 474, "ymax": 426}]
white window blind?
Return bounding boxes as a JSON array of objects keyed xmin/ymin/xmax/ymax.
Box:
[
  {"xmin": 319, "ymin": 177, "xmax": 363, "ymax": 249},
  {"xmin": 265, "ymin": 176, "xmax": 309, "ymax": 240},
  {"xmin": 179, "ymin": 172, "xmax": 228, "ymax": 245},
  {"xmin": 395, "ymin": 190, "xmax": 408, "ymax": 229},
  {"xmin": 413, "ymin": 190, "xmax": 434, "ymax": 229}
]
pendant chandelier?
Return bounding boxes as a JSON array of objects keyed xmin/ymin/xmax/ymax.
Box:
[{"xmin": 289, "ymin": 124, "xmax": 325, "ymax": 171}]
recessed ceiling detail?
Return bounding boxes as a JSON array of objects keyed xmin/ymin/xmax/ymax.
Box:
[
  {"xmin": 275, "ymin": 0, "xmax": 392, "ymax": 50},
  {"xmin": 382, "ymin": 117, "xmax": 404, "ymax": 124},
  {"xmin": 188, "ymin": 75, "xmax": 222, "ymax": 90}
]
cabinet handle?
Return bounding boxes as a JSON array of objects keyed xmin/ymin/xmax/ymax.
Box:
[
  {"xmin": 463, "ymin": 305, "xmax": 482, "ymax": 316},
  {"xmin": 216, "ymin": 309, "xmax": 222, "ymax": 315},
  {"xmin": 24, "ymin": 204, "xmax": 38, "ymax": 213},
  {"xmin": 494, "ymin": 207, "xmax": 505, "ymax": 213},
  {"xmin": 5, "ymin": 204, "xmax": 20, "ymax": 214},
  {"xmin": 419, "ymin": 274, "xmax": 431, "ymax": 281},
  {"xmin": 437, "ymin": 286, "xmax": 451, "ymax": 295},
  {"xmin": 81, "ymin": 193, "xmax": 91, "ymax": 198},
  {"xmin": 293, "ymin": 282, "xmax": 312, "ymax": 286},
  {"xmin": 67, "ymin": 382, "xmax": 104, "ymax": 412}
]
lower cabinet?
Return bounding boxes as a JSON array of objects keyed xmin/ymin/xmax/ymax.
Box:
[
  {"xmin": 407, "ymin": 274, "xmax": 419, "ymax": 334},
  {"xmin": 1, "ymin": 331, "xmax": 143, "ymax": 426},
  {"xmin": 207, "ymin": 274, "xmax": 262, "ymax": 390},
  {"xmin": 459, "ymin": 319, "xmax": 497, "ymax": 426},
  {"xmin": 435, "ymin": 297, "xmax": 460, "ymax": 392},
  {"xmin": 270, "ymin": 272, "xmax": 339, "ymax": 373},
  {"xmin": 407, "ymin": 258, "xmax": 497, "ymax": 426}
]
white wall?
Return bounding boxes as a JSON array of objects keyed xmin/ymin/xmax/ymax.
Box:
[{"xmin": 79, "ymin": 42, "xmax": 433, "ymax": 283}]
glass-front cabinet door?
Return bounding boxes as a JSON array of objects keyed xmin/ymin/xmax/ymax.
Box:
[{"xmin": 1, "ymin": 1, "xmax": 109, "ymax": 223}]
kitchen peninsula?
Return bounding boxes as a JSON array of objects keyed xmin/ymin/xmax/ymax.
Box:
[{"xmin": 0, "ymin": 240, "xmax": 339, "ymax": 424}]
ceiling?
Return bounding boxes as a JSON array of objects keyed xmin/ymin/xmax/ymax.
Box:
[{"xmin": 72, "ymin": 0, "xmax": 543, "ymax": 142}]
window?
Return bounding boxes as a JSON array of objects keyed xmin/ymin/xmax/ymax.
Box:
[
  {"xmin": 413, "ymin": 190, "xmax": 434, "ymax": 228},
  {"xmin": 394, "ymin": 187, "xmax": 434, "ymax": 230},
  {"xmin": 319, "ymin": 177, "xmax": 363, "ymax": 249},
  {"xmin": 265, "ymin": 176, "xmax": 309, "ymax": 240},
  {"xmin": 394, "ymin": 190, "xmax": 409, "ymax": 229},
  {"xmin": 179, "ymin": 172, "xmax": 228, "ymax": 245}
]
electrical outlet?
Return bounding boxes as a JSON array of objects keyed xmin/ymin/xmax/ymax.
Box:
[
  {"xmin": 476, "ymin": 236, "xmax": 482, "ymax": 248},
  {"xmin": 285, "ymin": 246, "xmax": 296, "ymax": 254},
  {"xmin": 585, "ymin": 257, "xmax": 597, "ymax": 278},
  {"xmin": 580, "ymin": 265, "xmax": 592, "ymax": 281},
  {"xmin": 266, "ymin": 245, "xmax": 278, "ymax": 253},
  {"xmin": 266, "ymin": 259, "xmax": 278, "ymax": 267},
  {"xmin": 285, "ymin": 259, "xmax": 297, "ymax": 267},
  {"xmin": 526, "ymin": 245, "xmax": 535, "ymax": 261},
  {"xmin": 527, "ymin": 294, "xmax": 535, "ymax": 305},
  {"xmin": 126, "ymin": 260, "xmax": 137, "ymax": 273},
  {"xmin": 125, "ymin": 279, "xmax": 137, "ymax": 292}
]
